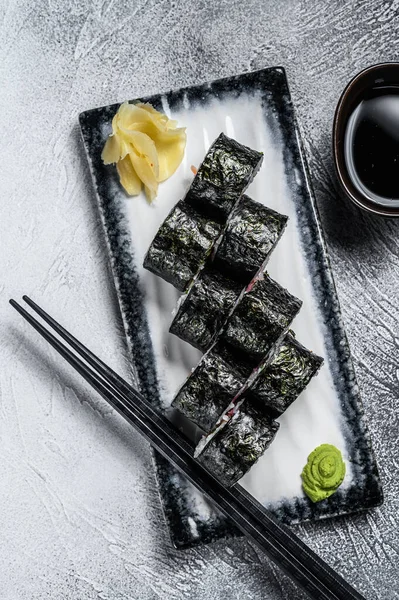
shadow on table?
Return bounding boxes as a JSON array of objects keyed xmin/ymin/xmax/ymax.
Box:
[{"xmin": 305, "ymin": 133, "xmax": 399, "ymax": 254}]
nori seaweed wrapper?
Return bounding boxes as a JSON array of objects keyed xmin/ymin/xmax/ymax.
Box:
[
  {"xmin": 214, "ymin": 195, "xmax": 288, "ymax": 283},
  {"xmin": 247, "ymin": 333, "xmax": 324, "ymax": 418},
  {"xmin": 197, "ymin": 403, "xmax": 279, "ymax": 487},
  {"xmin": 185, "ymin": 133, "xmax": 263, "ymax": 223},
  {"xmin": 221, "ymin": 275, "xmax": 302, "ymax": 362},
  {"xmin": 143, "ymin": 200, "xmax": 222, "ymax": 291},
  {"xmin": 172, "ymin": 341, "xmax": 255, "ymax": 432},
  {"xmin": 170, "ymin": 268, "xmax": 242, "ymax": 352}
]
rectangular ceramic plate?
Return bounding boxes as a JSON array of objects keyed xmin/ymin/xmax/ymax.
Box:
[{"xmin": 79, "ymin": 67, "xmax": 383, "ymax": 549}]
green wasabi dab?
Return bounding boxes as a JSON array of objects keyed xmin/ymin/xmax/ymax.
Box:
[{"xmin": 301, "ymin": 444, "xmax": 346, "ymax": 503}]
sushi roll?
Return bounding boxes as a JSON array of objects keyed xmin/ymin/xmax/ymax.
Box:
[
  {"xmin": 246, "ymin": 333, "xmax": 324, "ymax": 418},
  {"xmin": 169, "ymin": 267, "xmax": 242, "ymax": 352},
  {"xmin": 214, "ymin": 195, "xmax": 288, "ymax": 283},
  {"xmin": 143, "ymin": 200, "xmax": 222, "ymax": 291},
  {"xmin": 221, "ymin": 274, "xmax": 302, "ymax": 362},
  {"xmin": 169, "ymin": 196, "xmax": 289, "ymax": 352},
  {"xmin": 172, "ymin": 341, "xmax": 255, "ymax": 432},
  {"xmin": 185, "ymin": 133, "xmax": 263, "ymax": 222},
  {"xmin": 197, "ymin": 402, "xmax": 280, "ymax": 487}
]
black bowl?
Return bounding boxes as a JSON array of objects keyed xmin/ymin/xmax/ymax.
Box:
[{"xmin": 333, "ymin": 62, "xmax": 399, "ymax": 217}]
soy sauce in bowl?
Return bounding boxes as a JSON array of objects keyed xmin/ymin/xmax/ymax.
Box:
[
  {"xmin": 344, "ymin": 85, "xmax": 399, "ymax": 208},
  {"xmin": 333, "ymin": 63, "xmax": 399, "ymax": 217}
]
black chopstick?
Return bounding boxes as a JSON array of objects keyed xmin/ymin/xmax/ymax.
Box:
[{"xmin": 10, "ymin": 297, "xmax": 366, "ymax": 600}]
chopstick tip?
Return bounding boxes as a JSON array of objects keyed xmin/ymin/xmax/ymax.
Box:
[{"xmin": 9, "ymin": 299, "xmax": 25, "ymax": 316}]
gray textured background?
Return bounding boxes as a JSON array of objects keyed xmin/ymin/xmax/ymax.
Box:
[{"xmin": 1, "ymin": 1, "xmax": 398, "ymax": 598}]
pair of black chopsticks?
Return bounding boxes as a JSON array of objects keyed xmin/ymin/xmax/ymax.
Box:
[{"xmin": 10, "ymin": 296, "xmax": 366, "ymax": 600}]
